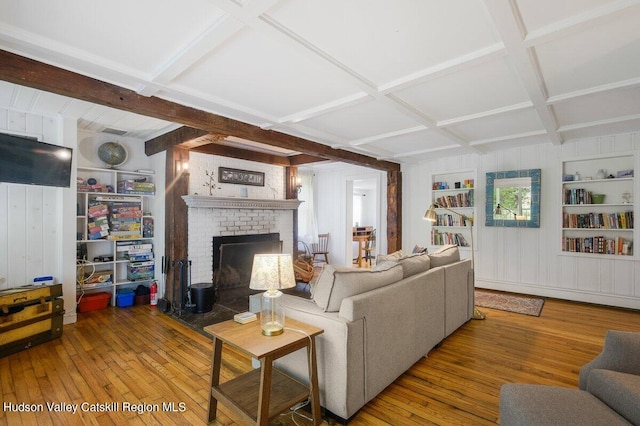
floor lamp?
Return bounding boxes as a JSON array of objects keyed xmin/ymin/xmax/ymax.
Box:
[{"xmin": 424, "ymin": 203, "xmax": 485, "ymax": 320}]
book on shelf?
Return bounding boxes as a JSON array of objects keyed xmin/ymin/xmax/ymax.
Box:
[
  {"xmin": 434, "ymin": 190, "xmax": 474, "ymax": 208},
  {"xmin": 562, "ymin": 235, "xmax": 633, "ymax": 255},
  {"xmin": 430, "ymin": 229, "xmax": 470, "ymax": 247},
  {"xmin": 562, "ymin": 211, "xmax": 634, "ymax": 229}
]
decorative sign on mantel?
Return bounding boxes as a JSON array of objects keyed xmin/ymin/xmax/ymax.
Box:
[
  {"xmin": 182, "ymin": 195, "xmax": 302, "ymax": 210},
  {"xmin": 218, "ymin": 167, "xmax": 265, "ymax": 186}
]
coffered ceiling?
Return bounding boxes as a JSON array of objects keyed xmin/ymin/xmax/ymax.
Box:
[{"xmin": 1, "ymin": 0, "xmax": 639, "ymax": 164}]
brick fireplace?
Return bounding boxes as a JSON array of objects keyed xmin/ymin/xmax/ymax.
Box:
[{"xmin": 182, "ymin": 195, "xmax": 302, "ymax": 285}]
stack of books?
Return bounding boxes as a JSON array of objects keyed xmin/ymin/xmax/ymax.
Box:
[
  {"xmin": 87, "ymin": 203, "xmax": 109, "ymax": 240},
  {"xmin": 117, "ymin": 180, "xmax": 155, "ymax": 195},
  {"xmin": 107, "ymin": 201, "xmax": 142, "ymax": 240},
  {"xmin": 117, "ymin": 241, "xmax": 155, "ymax": 281}
]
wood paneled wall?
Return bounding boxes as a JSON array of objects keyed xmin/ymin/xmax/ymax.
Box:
[{"xmin": 404, "ymin": 132, "xmax": 640, "ymax": 310}]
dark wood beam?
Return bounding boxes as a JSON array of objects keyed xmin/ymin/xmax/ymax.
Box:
[
  {"xmin": 191, "ymin": 143, "xmax": 292, "ymax": 167},
  {"xmin": 0, "ymin": 50, "xmax": 399, "ymax": 172},
  {"xmin": 386, "ymin": 170, "xmax": 402, "ymax": 252},
  {"xmin": 165, "ymin": 147, "xmax": 189, "ymax": 306},
  {"xmin": 145, "ymin": 126, "xmax": 327, "ymax": 166},
  {"xmin": 144, "ymin": 127, "xmax": 209, "ymax": 154},
  {"xmin": 288, "ymin": 153, "xmax": 328, "ymax": 166}
]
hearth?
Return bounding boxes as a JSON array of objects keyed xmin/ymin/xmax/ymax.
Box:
[{"xmin": 213, "ymin": 233, "xmax": 281, "ymax": 290}]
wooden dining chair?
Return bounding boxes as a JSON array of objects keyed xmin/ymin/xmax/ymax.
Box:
[
  {"xmin": 311, "ymin": 233, "xmax": 330, "ymax": 266},
  {"xmin": 363, "ymin": 229, "xmax": 376, "ymax": 267}
]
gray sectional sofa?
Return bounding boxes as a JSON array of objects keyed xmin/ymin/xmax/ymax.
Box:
[
  {"xmin": 500, "ymin": 330, "xmax": 640, "ymax": 425},
  {"xmin": 251, "ymin": 245, "xmax": 474, "ymax": 421}
]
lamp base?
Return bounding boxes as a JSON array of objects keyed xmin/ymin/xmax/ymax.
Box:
[
  {"xmin": 261, "ymin": 323, "xmax": 284, "ymax": 336},
  {"xmin": 260, "ymin": 290, "xmax": 285, "ymax": 336}
]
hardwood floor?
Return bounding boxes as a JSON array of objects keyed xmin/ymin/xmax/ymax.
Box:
[{"xmin": 1, "ymin": 297, "xmax": 638, "ymax": 425}]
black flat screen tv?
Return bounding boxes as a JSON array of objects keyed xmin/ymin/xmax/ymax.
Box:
[{"xmin": 0, "ymin": 132, "xmax": 73, "ymax": 188}]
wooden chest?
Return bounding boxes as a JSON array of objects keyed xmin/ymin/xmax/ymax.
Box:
[{"xmin": 0, "ymin": 284, "xmax": 64, "ymax": 357}]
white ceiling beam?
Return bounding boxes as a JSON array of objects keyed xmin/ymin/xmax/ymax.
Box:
[
  {"xmin": 136, "ymin": 14, "xmax": 245, "ymax": 96},
  {"xmin": 483, "ymin": 0, "xmax": 562, "ymax": 145},
  {"xmin": 547, "ymin": 76, "xmax": 640, "ymax": 105},
  {"xmin": 384, "ymin": 93, "xmax": 482, "ymax": 153},
  {"xmin": 469, "ymin": 130, "xmax": 548, "ymax": 146},
  {"xmin": 524, "ymin": 0, "xmax": 640, "ymax": 48},
  {"xmin": 557, "ymin": 113, "xmax": 640, "ymax": 133},
  {"xmin": 378, "ymin": 43, "xmax": 506, "ymax": 94},
  {"xmin": 278, "ymin": 92, "xmax": 371, "ymax": 124},
  {"xmin": 350, "ymin": 126, "xmax": 428, "ymax": 147},
  {"xmin": 437, "ymin": 101, "xmax": 534, "ymax": 127},
  {"xmin": 257, "ymin": 9, "xmax": 482, "ymax": 152},
  {"xmin": 392, "ymin": 143, "xmax": 479, "ymax": 159}
]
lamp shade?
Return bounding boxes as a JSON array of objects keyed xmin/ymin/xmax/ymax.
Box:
[
  {"xmin": 249, "ymin": 254, "xmax": 296, "ymax": 291},
  {"xmin": 424, "ymin": 204, "xmax": 437, "ymax": 222},
  {"xmin": 249, "ymin": 254, "xmax": 296, "ymax": 336}
]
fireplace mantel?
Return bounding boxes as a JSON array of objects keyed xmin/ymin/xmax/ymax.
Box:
[{"xmin": 182, "ymin": 195, "xmax": 302, "ymax": 210}]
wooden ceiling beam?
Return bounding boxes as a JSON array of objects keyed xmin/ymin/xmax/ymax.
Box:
[
  {"xmin": 0, "ymin": 49, "xmax": 400, "ymax": 172},
  {"xmin": 190, "ymin": 143, "xmax": 292, "ymax": 167},
  {"xmin": 144, "ymin": 125, "xmax": 327, "ymax": 166},
  {"xmin": 288, "ymin": 153, "xmax": 328, "ymax": 166}
]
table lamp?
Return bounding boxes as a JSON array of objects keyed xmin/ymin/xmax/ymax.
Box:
[{"xmin": 249, "ymin": 253, "xmax": 296, "ymax": 336}]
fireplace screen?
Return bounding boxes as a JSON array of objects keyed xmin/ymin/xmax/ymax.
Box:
[{"xmin": 215, "ymin": 240, "xmax": 282, "ymax": 289}]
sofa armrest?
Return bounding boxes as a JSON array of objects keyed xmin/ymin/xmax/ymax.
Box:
[{"xmin": 579, "ymin": 330, "xmax": 640, "ymax": 390}]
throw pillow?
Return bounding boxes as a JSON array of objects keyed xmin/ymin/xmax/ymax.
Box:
[
  {"xmin": 313, "ymin": 264, "xmax": 403, "ymax": 312},
  {"xmin": 412, "ymin": 244, "xmax": 428, "ymax": 254},
  {"xmin": 372, "ymin": 260, "xmax": 398, "ymax": 271},
  {"xmin": 428, "ymin": 244, "xmax": 460, "ymax": 268},
  {"xmin": 397, "ymin": 252, "xmax": 431, "ymax": 278},
  {"xmin": 376, "ymin": 249, "xmax": 403, "ymax": 264}
]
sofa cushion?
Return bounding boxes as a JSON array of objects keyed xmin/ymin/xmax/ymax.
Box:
[
  {"xmin": 499, "ymin": 383, "xmax": 632, "ymax": 425},
  {"xmin": 376, "ymin": 250, "xmax": 403, "ymax": 263},
  {"xmin": 587, "ymin": 369, "xmax": 640, "ymax": 425},
  {"xmin": 428, "ymin": 244, "xmax": 460, "ymax": 268},
  {"xmin": 312, "ymin": 263, "xmax": 403, "ymax": 312},
  {"xmin": 397, "ymin": 252, "xmax": 431, "ymax": 278}
]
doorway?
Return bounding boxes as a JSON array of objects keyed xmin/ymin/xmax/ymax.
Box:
[{"xmin": 350, "ymin": 177, "xmax": 379, "ymax": 267}]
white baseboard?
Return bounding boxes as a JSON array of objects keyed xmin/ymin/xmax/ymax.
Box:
[{"xmin": 475, "ymin": 279, "xmax": 640, "ymax": 310}]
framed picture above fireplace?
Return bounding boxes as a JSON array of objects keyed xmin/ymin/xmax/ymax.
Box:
[{"xmin": 218, "ymin": 167, "xmax": 265, "ymax": 186}]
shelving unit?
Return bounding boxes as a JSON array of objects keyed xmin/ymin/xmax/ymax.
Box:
[
  {"xmin": 429, "ymin": 170, "xmax": 476, "ymax": 257},
  {"xmin": 76, "ymin": 167, "xmax": 156, "ymax": 304},
  {"xmin": 561, "ymin": 153, "xmax": 636, "ymax": 259}
]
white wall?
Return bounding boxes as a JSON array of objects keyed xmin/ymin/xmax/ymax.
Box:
[
  {"xmin": 403, "ymin": 132, "xmax": 640, "ymax": 310},
  {"xmin": 0, "ymin": 112, "xmax": 165, "ymax": 325},
  {"xmin": 0, "ymin": 109, "xmax": 78, "ymax": 323},
  {"xmin": 353, "ymin": 188, "xmax": 377, "ymax": 227},
  {"xmin": 188, "ymin": 152, "xmax": 285, "ymax": 199},
  {"xmin": 310, "ymin": 163, "xmax": 387, "ymax": 266}
]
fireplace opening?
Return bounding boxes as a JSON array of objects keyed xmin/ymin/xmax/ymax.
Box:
[{"xmin": 213, "ymin": 233, "xmax": 281, "ymax": 290}]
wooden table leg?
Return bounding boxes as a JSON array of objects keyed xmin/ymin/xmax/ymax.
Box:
[
  {"xmin": 257, "ymin": 356, "xmax": 273, "ymax": 426},
  {"xmin": 357, "ymin": 240, "xmax": 364, "ymax": 267},
  {"xmin": 307, "ymin": 337, "xmax": 322, "ymax": 425},
  {"xmin": 208, "ymin": 337, "xmax": 223, "ymax": 423}
]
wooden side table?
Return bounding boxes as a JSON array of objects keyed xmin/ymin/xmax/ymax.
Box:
[{"xmin": 204, "ymin": 316, "xmax": 324, "ymax": 425}]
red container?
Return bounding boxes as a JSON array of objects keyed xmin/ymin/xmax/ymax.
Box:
[{"xmin": 77, "ymin": 292, "xmax": 111, "ymax": 312}]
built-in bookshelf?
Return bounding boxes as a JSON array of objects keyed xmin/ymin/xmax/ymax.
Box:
[
  {"xmin": 561, "ymin": 153, "xmax": 636, "ymax": 258},
  {"xmin": 76, "ymin": 167, "xmax": 156, "ymax": 305},
  {"xmin": 429, "ymin": 170, "xmax": 476, "ymax": 257}
]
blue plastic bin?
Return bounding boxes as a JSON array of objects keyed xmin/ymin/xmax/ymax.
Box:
[{"xmin": 116, "ymin": 288, "xmax": 135, "ymax": 307}]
